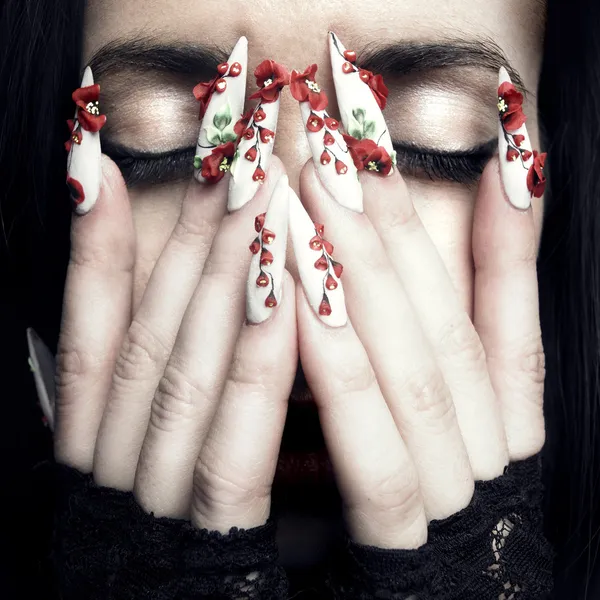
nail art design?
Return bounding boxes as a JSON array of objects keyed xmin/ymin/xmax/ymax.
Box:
[
  {"xmin": 329, "ymin": 32, "xmax": 396, "ymax": 175},
  {"xmin": 26, "ymin": 328, "xmax": 56, "ymax": 431},
  {"xmin": 65, "ymin": 67, "xmax": 106, "ymax": 214},
  {"xmin": 291, "ymin": 65, "xmax": 363, "ymax": 212},
  {"xmin": 497, "ymin": 67, "xmax": 547, "ymax": 208},
  {"xmin": 288, "ymin": 190, "xmax": 347, "ymax": 327},
  {"xmin": 229, "ymin": 60, "xmax": 289, "ymax": 211},
  {"xmin": 247, "ymin": 175, "xmax": 289, "ymax": 324},
  {"xmin": 193, "ymin": 37, "xmax": 248, "ymax": 184}
]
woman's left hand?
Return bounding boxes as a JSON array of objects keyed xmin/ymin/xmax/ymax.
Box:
[{"xmin": 294, "ymin": 154, "xmax": 546, "ymax": 549}]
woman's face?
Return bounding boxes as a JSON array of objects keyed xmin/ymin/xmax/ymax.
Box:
[
  {"xmin": 83, "ymin": 0, "xmax": 545, "ymax": 564},
  {"xmin": 84, "ymin": 0, "xmax": 545, "ymax": 312}
]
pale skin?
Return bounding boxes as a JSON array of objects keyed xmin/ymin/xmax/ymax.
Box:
[{"xmin": 54, "ymin": 0, "xmax": 546, "ymax": 555}]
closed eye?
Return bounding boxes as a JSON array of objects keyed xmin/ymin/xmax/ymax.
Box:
[{"xmin": 103, "ymin": 138, "xmax": 497, "ymax": 187}]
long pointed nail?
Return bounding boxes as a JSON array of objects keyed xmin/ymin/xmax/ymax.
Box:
[
  {"xmin": 26, "ymin": 328, "xmax": 56, "ymax": 431},
  {"xmin": 290, "ymin": 64, "xmax": 363, "ymax": 212},
  {"xmin": 288, "ymin": 190, "xmax": 347, "ymax": 327},
  {"xmin": 65, "ymin": 67, "xmax": 107, "ymax": 215},
  {"xmin": 229, "ymin": 60, "xmax": 289, "ymax": 212},
  {"xmin": 497, "ymin": 67, "xmax": 547, "ymax": 209},
  {"xmin": 193, "ymin": 36, "xmax": 248, "ymax": 184},
  {"xmin": 247, "ymin": 174, "xmax": 289, "ymax": 323},
  {"xmin": 329, "ymin": 32, "xmax": 396, "ymax": 176}
]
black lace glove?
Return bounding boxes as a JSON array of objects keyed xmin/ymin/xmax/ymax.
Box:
[
  {"xmin": 325, "ymin": 453, "xmax": 555, "ymax": 600},
  {"xmin": 52, "ymin": 464, "xmax": 288, "ymax": 600}
]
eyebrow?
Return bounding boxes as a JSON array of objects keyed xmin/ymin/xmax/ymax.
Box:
[
  {"xmin": 89, "ymin": 36, "xmax": 526, "ymax": 94},
  {"xmin": 358, "ymin": 38, "xmax": 527, "ymax": 93},
  {"xmin": 89, "ymin": 37, "xmax": 229, "ymax": 79}
]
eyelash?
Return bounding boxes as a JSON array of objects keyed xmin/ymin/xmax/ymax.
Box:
[{"xmin": 103, "ymin": 139, "xmax": 496, "ymax": 188}]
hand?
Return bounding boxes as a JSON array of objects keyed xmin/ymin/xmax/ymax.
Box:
[
  {"xmin": 289, "ymin": 37, "xmax": 545, "ymax": 549},
  {"xmin": 53, "ymin": 153, "xmax": 297, "ymax": 533}
]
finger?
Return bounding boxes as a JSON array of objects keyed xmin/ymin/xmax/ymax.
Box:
[
  {"xmin": 54, "ymin": 155, "xmax": 135, "ymax": 472},
  {"xmin": 473, "ymin": 156, "xmax": 546, "ymax": 459},
  {"xmin": 296, "ymin": 281, "xmax": 427, "ymax": 549},
  {"xmin": 134, "ymin": 161, "xmax": 286, "ymax": 517},
  {"xmin": 94, "ymin": 177, "xmax": 228, "ymax": 490},
  {"xmin": 291, "ymin": 183, "xmax": 472, "ymax": 521},
  {"xmin": 191, "ymin": 273, "xmax": 296, "ymax": 533},
  {"xmin": 359, "ymin": 168, "xmax": 508, "ymax": 480}
]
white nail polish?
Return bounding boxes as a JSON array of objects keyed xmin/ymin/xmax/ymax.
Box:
[
  {"xmin": 26, "ymin": 328, "xmax": 56, "ymax": 431},
  {"xmin": 299, "ymin": 97, "xmax": 364, "ymax": 213},
  {"xmin": 246, "ymin": 175, "xmax": 289, "ymax": 324},
  {"xmin": 193, "ymin": 37, "xmax": 248, "ymax": 184},
  {"xmin": 288, "ymin": 189, "xmax": 347, "ymax": 327},
  {"xmin": 329, "ymin": 32, "xmax": 395, "ymax": 168},
  {"xmin": 497, "ymin": 67, "xmax": 538, "ymax": 209},
  {"xmin": 66, "ymin": 66, "xmax": 106, "ymax": 215},
  {"xmin": 229, "ymin": 60, "xmax": 289, "ymax": 211}
]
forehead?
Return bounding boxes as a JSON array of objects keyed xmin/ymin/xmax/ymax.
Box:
[{"xmin": 84, "ymin": 0, "xmax": 544, "ymax": 85}]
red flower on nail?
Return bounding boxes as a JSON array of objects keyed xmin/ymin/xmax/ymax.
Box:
[
  {"xmin": 265, "ymin": 291, "xmax": 278, "ymax": 308},
  {"xmin": 513, "ymin": 134, "xmax": 525, "ymax": 147},
  {"xmin": 72, "ymin": 85, "xmax": 107, "ymax": 132},
  {"xmin": 325, "ymin": 117, "xmax": 339, "ymax": 130},
  {"xmin": 234, "ymin": 109, "xmax": 254, "ymax": 141},
  {"xmin": 66, "ymin": 176, "xmax": 85, "ymax": 205},
  {"xmin": 498, "ymin": 82, "xmax": 526, "ymax": 132},
  {"xmin": 526, "ymin": 150, "xmax": 547, "ymax": 198},
  {"xmin": 245, "ymin": 147, "xmax": 258, "ymax": 161},
  {"xmin": 65, "ymin": 119, "xmax": 82, "ymax": 152},
  {"xmin": 250, "ymin": 238, "xmax": 261, "ymax": 254},
  {"xmin": 320, "ymin": 150, "xmax": 331, "ymax": 165},
  {"xmin": 335, "ymin": 160, "xmax": 348, "ymax": 174},
  {"xmin": 290, "ymin": 64, "xmax": 328, "ymax": 111},
  {"xmin": 260, "ymin": 248, "xmax": 274, "ymax": 266},
  {"xmin": 342, "ymin": 62, "xmax": 354, "ymax": 74},
  {"xmin": 506, "ymin": 148, "xmax": 520, "ymax": 161},
  {"xmin": 217, "ymin": 63, "xmax": 229, "ymax": 75},
  {"xmin": 259, "ymin": 127, "xmax": 275, "ymax": 143},
  {"xmin": 200, "ymin": 141, "xmax": 236, "ymax": 183},
  {"xmin": 230, "ymin": 62, "xmax": 242, "ymax": 77},
  {"xmin": 254, "ymin": 108, "xmax": 267, "ymax": 122},
  {"xmin": 354, "ymin": 69, "xmax": 389, "ymax": 109},
  {"xmin": 314, "ymin": 255, "xmax": 328, "ymax": 270},
  {"xmin": 521, "ymin": 149, "xmax": 533, "ymax": 161},
  {"xmin": 255, "ymin": 213, "xmax": 266, "ymax": 232},
  {"xmin": 262, "ymin": 228, "xmax": 276, "ymax": 244},
  {"xmin": 323, "ymin": 131, "xmax": 335, "ymax": 146},
  {"xmin": 257, "ymin": 272, "xmax": 270, "ymax": 287},
  {"xmin": 193, "ymin": 77, "xmax": 218, "ymax": 119},
  {"xmin": 343, "ymin": 135, "xmax": 393, "ymax": 175},
  {"xmin": 344, "ymin": 50, "xmax": 357, "ymax": 63},
  {"xmin": 319, "ymin": 295, "xmax": 332, "ymax": 316},
  {"xmin": 332, "ymin": 261, "xmax": 343, "ymax": 278},
  {"xmin": 325, "ymin": 274, "xmax": 338, "ymax": 290},
  {"xmin": 250, "ymin": 60, "xmax": 290, "ymax": 103},
  {"xmin": 307, "ymin": 112, "xmax": 325, "ymax": 132},
  {"xmin": 253, "ymin": 166, "xmax": 266, "ymax": 182}
]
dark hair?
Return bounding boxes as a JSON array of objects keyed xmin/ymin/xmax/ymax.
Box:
[{"xmin": 1, "ymin": 0, "xmax": 599, "ymax": 597}]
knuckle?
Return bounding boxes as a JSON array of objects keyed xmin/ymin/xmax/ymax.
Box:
[
  {"xmin": 172, "ymin": 212, "xmax": 216, "ymax": 247},
  {"xmin": 192, "ymin": 453, "xmax": 270, "ymax": 515},
  {"xmin": 437, "ymin": 313, "xmax": 486, "ymax": 368},
  {"xmin": 149, "ymin": 363, "xmax": 207, "ymax": 432},
  {"xmin": 401, "ymin": 368, "xmax": 456, "ymax": 422},
  {"xmin": 55, "ymin": 343, "xmax": 100, "ymax": 399},
  {"xmin": 380, "ymin": 199, "xmax": 420, "ymax": 236},
  {"xmin": 114, "ymin": 320, "xmax": 170, "ymax": 384},
  {"xmin": 329, "ymin": 360, "xmax": 378, "ymax": 403}
]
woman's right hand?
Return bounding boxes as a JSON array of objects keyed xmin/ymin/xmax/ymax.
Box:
[{"xmin": 53, "ymin": 153, "xmax": 297, "ymax": 533}]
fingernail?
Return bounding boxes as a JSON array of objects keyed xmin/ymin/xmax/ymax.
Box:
[
  {"xmin": 65, "ymin": 67, "xmax": 107, "ymax": 215},
  {"xmin": 26, "ymin": 328, "xmax": 56, "ymax": 431},
  {"xmin": 329, "ymin": 31, "xmax": 396, "ymax": 176},
  {"xmin": 290, "ymin": 64, "xmax": 363, "ymax": 213},
  {"xmin": 193, "ymin": 36, "xmax": 248, "ymax": 184},
  {"xmin": 247, "ymin": 174, "xmax": 289, "ymax": 324},
  {"xmin": 497, "ymin": 67, "xmax": 547, "ymax": 209},
  {"xmin": 228, "ymin": 60, "xmax": 289, "ymax": 212},
  {"xmin": 288, "ymin": 190, "xmax": 347, "ymax": 327}
]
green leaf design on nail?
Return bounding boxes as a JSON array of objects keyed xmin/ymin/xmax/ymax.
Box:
[
  {"xmin": 206, "ymin": 125, "xmax": 223, "ymax": 146},
  {"xmin": 390, "ymin": 150, "xmax": 397, "ymax": 166},
  {"xmin": 352, "ymin": 108, "xmax": 366, "ymax": 124},
  {"xmin": 213, "ymin": 102, "xmax": 233, "ymax": 131},
  {"xmin": 363, "ymin": 120, "xmax": 376, "ymax": 139},
  {"xmin": 193, "ymin": 155, "xmax": 203, "ymax": 169},
  {"xmin": 220, "ymin": 125, "xmax": 238, "ymax": 143}
]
